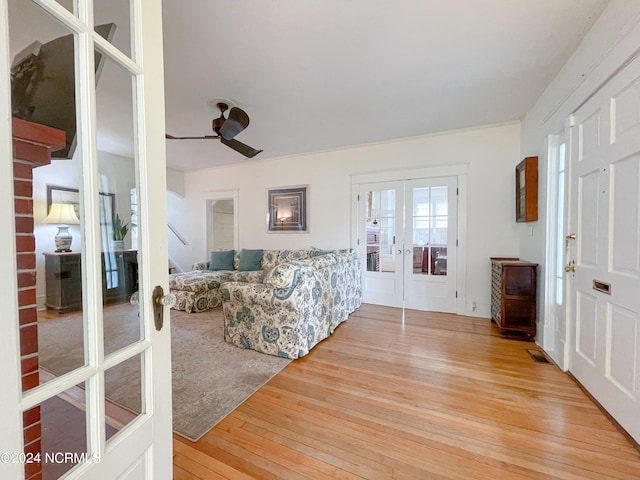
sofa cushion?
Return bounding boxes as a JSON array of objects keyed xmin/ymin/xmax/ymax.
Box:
[
  {"xmin": 227, "ymin": 270, "xmax": 265, "ymax": 283},
  {"xmin": 209, "ymin": 250, "xmax": 235, "ymax": 271},
  {"xmin": 169, "ymin": 270, "xmax": 231, "ymax": 293},
  {"xmin": 238, "ymin": 249, "xmax": 264, "ymax": 271},
  {"xmin": 310, "ymin": 248, "xmax": 332, "ymax": 257},
  {"xmin": 261, "ymin": 250, "xmax": 281, "ymax": 272},
  {"xmin": 191, "ymin": 261, "xmax": 209, "ymax": 271},
  {"xmin": 277, "ymin": 249, "xmax": 310, "ymax": 264},
  {"xmin": 263, "ymin": 262, "xmax": 301, "ymax": 289}
]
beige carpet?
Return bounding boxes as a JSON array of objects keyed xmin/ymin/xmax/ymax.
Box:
[{"xmin": 37, "ymin": 303, "xmax": 291, "ymax": 441}]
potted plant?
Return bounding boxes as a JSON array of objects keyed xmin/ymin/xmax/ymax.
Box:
[{"xmin": 111, "ymin": 213, "xmax": 129, "ymax": 250}]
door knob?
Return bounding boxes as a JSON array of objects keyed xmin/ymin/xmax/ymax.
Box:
[
  {"xmin": 396, "ymin": 249, "xmax": 402, "ymax": 255},
  {"xmin": 405, "ymin": 249, "xmax": 411, "ymax": 255},
  {"xmin": 152, "ymin": 285, "xmax": 176, "ymax": 331},
  {"xmin": 129, "ymin": 288, "xmax": 176, "ymax": 331},
  {"xmin": 129, "ymin": 291, "xmax": 139, "ymax": 305},
  {"xmin": 564, "ymin": 260, "xmax": 575, "ymax": 273}
]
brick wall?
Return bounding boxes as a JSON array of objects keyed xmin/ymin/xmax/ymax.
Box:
[
  {"xmin": 12, "ymin": 118, "xmax": 64, "ymax": 480},
  {"xmin": 14, "ymin": 159, "xmax": 41, "ymax": 480}
]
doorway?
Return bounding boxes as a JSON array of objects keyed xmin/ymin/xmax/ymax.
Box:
[
  {"xmin": 206, "ymin": 191, "xmax": 239, "ymax": 253},
  {"xmin": 357, "ymin": 174, "xmax": 459, "ymax": 313}
]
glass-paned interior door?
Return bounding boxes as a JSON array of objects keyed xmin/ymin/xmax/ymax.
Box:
[
  {"xmin": 404, "ymin": 177, "xmax": 457, "ymax": 312},
  {"xmin": 1, "ymin": 0, "xmax": 172, "ymax": 478},
  {"xmin": 360, "ymin": 182, "xmax": 404, "ymax": 307}
]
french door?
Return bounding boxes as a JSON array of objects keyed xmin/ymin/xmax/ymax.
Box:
[
  {"xmin": 359, "ymin": 176, "xmax": 458, "ymax": 312},
  {"xmin": 0, "ymin": 0, "xmax": 172, "ymax": 479},
  {"xmin": 568, "ymin": 52, "xmax": 640, "ymax": 442}
]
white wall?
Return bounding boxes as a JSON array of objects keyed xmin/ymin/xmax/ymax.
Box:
[
  {"xmin": 175, "ymin": 122, "xmax": 522, "ymax": 317},
  {"xmin": 519, "ymin": 0, "xmax": 640, "ymax": 346},
  {"xmin": 33, "ymin": 151, "xmax": 135, "ymax": 308}
]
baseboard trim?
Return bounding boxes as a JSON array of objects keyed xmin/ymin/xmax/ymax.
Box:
[{"xmin": 566, "ymin": 371, "xmax": 640, "ymax": 453}]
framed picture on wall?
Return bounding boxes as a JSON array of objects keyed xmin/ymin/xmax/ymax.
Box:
[
  {"xmin": 47, "ymin": 185, "xmax": 116, "ymax": 227},
  {"xmin": 267, "ymin": 185, "xmax": 309, "ymax": 233}
]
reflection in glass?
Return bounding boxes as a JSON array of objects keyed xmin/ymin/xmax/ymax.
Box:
[
  {"xmin": 38, "ymin": 383, "xmax": 90, "ymax": 479},
  {"xmin": 95, "ymin": 0, "xmax": 132, "ymax": 59},
  {"xmin": 105, "ymin": 353, "xmax": 142, "ymax": 441},
  {"xmin": 8, "ymin": 0, "xmax": 88, "ymax": 393},
  {"xmin": 95, "ymin": 51, "xmax": 141, "ymax": 355}
]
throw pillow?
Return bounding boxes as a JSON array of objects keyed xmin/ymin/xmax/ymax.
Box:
[
  {"xmin": 209, "ymin": 250, "xmax": 235, "ymax": 271},
  {"xmin": 310, "ymin": 246, "xmax": 332, "ymax": 257},
  {"xmin": 238, "ymin": 248, "xmax": 264, "ymax": 271}
]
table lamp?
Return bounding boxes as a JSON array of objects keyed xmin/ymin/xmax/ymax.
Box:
[{"xmin": 42, "ymin": 203, "xmax": 80, "ymax": 252}]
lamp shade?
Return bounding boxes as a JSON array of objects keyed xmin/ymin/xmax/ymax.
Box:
[{"xmin": 43, "ymin": 203, "xmax": 80, "ymax": 225}]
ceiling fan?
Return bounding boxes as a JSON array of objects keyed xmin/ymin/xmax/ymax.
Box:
[{"xmin": 166, "ymin": 102, "xmax": 263, "ymax": 158}]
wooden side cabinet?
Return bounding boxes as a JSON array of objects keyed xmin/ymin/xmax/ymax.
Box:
[
  {"xmin": 490, "ymin": 257, "xmax": 538, "ymax": 340},
  {"xmin": 44, "ymin": 251, "xmax": 138, "ymax": 312},
  {"xmin": 44, "ymin": 252, "xmax": 82, "ymax": 313}
]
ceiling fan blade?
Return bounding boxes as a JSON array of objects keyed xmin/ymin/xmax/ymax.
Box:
[
  {"xmin": 220, "ymin": 137, "xmax": 263, "ymax": 158},
  {"xmin": 219, "ymin": 107, "xmax": 250, "ymax": 140},
  {"xmin": 166, "ymin": 133, "xmax": 219, "ymax": 140}
]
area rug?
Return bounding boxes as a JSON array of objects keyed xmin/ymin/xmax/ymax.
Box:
[{"xmin": 37, "ymin": 304, "xmax": 291, "ymax": 441}]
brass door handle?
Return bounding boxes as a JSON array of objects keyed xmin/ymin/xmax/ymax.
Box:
[
  {"xmin": 152, "ymin": 285, "xmax": 176, "ymax": 331},
  {"xmin": 564, "ymin": 260, "xmax": 575, "ymax": 273}
]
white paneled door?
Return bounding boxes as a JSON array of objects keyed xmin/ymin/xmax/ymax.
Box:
[
  {"xmin": 0, "ymin": 0, "xmax": 172, "ymax": 479},
  {"xmin": 359, "ymin": 176, "xmax": 458, "ymax": 312},
  {"xmin": 568, "ymin": 53, "xmax": 640, "ymax": 443}
]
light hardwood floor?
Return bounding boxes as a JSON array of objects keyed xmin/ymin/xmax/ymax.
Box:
[{"xmin": 173, "ymin": 303, "xmax": 640, "ymax": 479}]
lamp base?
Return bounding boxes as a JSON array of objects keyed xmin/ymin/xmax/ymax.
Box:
[{"xmin": 54, "ymin": 225, "xmax": 73, "ymax": 252}]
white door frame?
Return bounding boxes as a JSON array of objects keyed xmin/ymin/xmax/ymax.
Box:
[
  {"xmin": 0, "ymin": 0, "xmax": 172, "ymax": 478},
  {"xmin": 351, "ymin": 164, "xmax": 468, "ymax": 314},
  {"xmin": 543, "ymin": 127, "xmax": 571, "ymax": 368}
]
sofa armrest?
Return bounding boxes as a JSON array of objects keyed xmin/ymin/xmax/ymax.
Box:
[{"xmin": 221, "ymin": 281, "xmax": 295, "ymax": 305}]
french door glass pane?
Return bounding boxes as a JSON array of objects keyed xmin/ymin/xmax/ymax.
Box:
[
  {"xmin": 366, "ymin": 189, "xmax": 396, "ymax": 272},
  {"xmin": 95, "ymin": 50, "xmax": 141, "ymax": 356},
  {"xmin": 9, "ymin": 0, "xmax": 88, "ymax": 394},
  {"xmin": 412, "ymin": 186, "xmax": 448, "ymax": 276},
  {"xmin": 34, "ymin": 382, "xmax": 90, "ymax": 479},
  {"xmin": 105, "ymin": 353, "xmax": 143, "ymax": 441},
  {"xmin": 95, "ymin": 0, "xmax": 132, "ymax": 59},
  {"xmin": 431, "ymin": 186, "xmax": 448, "ymax": 216}
]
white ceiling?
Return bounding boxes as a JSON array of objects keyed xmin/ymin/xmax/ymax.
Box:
[
  {"xmin": 9, "ymin": 1, "xmax": 610, "ymax": 171},
  {"xmin": 162, "ymin": 0, "xmax": 609, "ymax": 171}
]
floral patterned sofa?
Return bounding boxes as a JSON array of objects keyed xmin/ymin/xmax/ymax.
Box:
[
  {"xmin": 170, "ymin": 249, "xmax": 324, "ymax": 313},
  {"xmin": 221, "ymin": 249, "xmax": 362, "ymax": 359}
]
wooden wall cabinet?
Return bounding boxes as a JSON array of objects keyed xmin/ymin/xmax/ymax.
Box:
[
  {"xmin": 516, "ymin": 156, "xmax": 538, "ymax": 222},
  {"xmin": 490, "ymin": 257, "xmax": 538, "ymax": 341}
]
